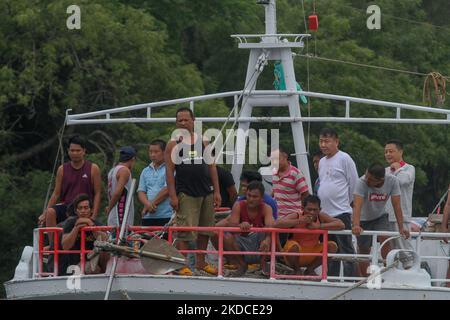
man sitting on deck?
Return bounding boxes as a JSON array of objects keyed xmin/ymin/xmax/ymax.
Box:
[
  {"xmin": 274, "ymin": 195, "xmax": 343, "ymax": 275},
  {"xmin": 215, "ymin": 171, "xmax": 278, "ymax": 228},
  {"xmin": 220, "ymin": 181, "xmax": 274, "ymax": 277},
  {"xmin": 60, "ymin": 194, "xmax": 109, "ymax": 275}
]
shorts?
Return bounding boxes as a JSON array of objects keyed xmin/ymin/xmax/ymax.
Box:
[
  {"xmin": 142, "ymin": 218, "xmax": 171, "ymax": 240},
  {"xmin": 357, "ymin": 214, "xmax": 390, "ymax": 250},
  {"xmin": 282, "ymin": 240, "xmax": 336, "ymax": 267},
  {"xmin": 176, "ymin": 192, "xmax": 215, "ymax": 241},
  {"xmin": 141, "ymin": 218, "xmax": 171, "ymax": 227},
  {"xmin": 234, "ymin": 232, "xmax": 267, "ymax": 264},
  {"xmin": 388, "ymin": 221, "xmax": 411, "ymax": 232},
  {"xmin": 52, "ymin": 204, "xmax": 69, "ymax": 224}
]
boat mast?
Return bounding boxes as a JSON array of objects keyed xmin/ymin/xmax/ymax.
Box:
[
  {"xmin": 231, "ymin": 0, "xmax": 313, "ymax": 192},
  {"xmin": 262, "ymin": 0, "xmax": 276, "ymax": 37}
]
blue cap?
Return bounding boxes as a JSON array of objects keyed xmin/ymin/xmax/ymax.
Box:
[{"xmin": 119, "ymin": 146, "xmax": 137, "ymax": 162}]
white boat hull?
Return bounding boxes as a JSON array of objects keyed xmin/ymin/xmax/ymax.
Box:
[{"xmin": 5, "ymin": 274, "xmax": 450, "ymax": 300}]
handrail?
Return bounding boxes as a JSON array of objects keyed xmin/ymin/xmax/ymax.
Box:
[
  {"xmin": 66, "ymin": 90, "xmax": 450, "ymax": 126},
  {"xmin": 230, "ymin": 34, "xmax": 311, "ymax": 44},
  {"xmin": 35, "ymin": 226, "xmax": 328, "ymax": 280},
  {"xmin": 34, "ymin": 226, "xmax": 450, "ymax": 284}
]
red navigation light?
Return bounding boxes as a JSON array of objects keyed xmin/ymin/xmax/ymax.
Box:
[{"xmin": 309, "ymin": 14, "xmax": 319, "ymax": 31}]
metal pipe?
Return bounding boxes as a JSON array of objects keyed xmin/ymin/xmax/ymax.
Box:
[
  {"xmin": 67, "ymin": 91, "xmax": 241, "ymax": 120},
  {"xmin": 104, "ymin": 179, "xmax": 136, "ymax": 300},
  {"xmin": 67, "ymin": 117, "xmax": 450, "ymax": 125},
  {"xmin": 66, "ymin": 89, "xmax": 450, "ymax": 123},
  {"xmin": 264, "ymin": 0, "xmax": 277, "ymax": 38}
]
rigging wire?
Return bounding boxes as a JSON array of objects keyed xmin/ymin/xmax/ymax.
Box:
[
  {"xmin": 211, "ymin": 57, "xmax": 265, "ymax": 164},
  {"xmin": 298, "ymin": 54, "xmax": 450, "ymax": 106},
  {"xmin": 300, "ymin": 0, "xmax": 311, "ymax": 155},
  {"xmin": 298, "ymin": 53, "xmax": 430, "ymax": 77},
  {"xmin": 40, "ymin": 119, "xmax": 67, "ymax": 224}
]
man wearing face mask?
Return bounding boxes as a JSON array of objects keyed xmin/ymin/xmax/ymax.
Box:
[{"xmin": 352, "ymin": 163, "xmax": 410, "ymax": 276}]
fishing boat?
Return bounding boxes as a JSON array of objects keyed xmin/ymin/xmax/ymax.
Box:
[{"xmin": 4, "ymin": 0, "xmax": 450, "ymax": 300}]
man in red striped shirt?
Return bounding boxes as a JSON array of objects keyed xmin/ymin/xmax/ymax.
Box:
[
  {"xmin": 271, "ymin": 146, "xmax": 310, "ymax": 217},
  {"xmin": 271, "ymin": 146, "xmax": 310, "ymax": 246}
]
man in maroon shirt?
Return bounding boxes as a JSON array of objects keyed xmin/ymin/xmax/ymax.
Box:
[
  {"xmin": 221, "ymin": 181, "xmax": 274, "ymax": 276},
  {"xmin": 38, "ymin": 135, "xmax": 101, "ymax": 229}
]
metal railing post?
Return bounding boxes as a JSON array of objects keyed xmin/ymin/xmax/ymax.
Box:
[
  {"xmin": 270, "ymin": 230, "xmax": 276, "ymax": 279},
  {"xmin": 39, "ymin": 229, "xmax": 44, "ymax": 277},
  {"xmin": 53, "ymin": 231, "xmax": 59, "ymax": 277},
  {"xmin": 322, "ymin": 230, "xmax": 328, "ymax": 281},
  {"xmin": 80, "ymin": 228, "xmax": 86, "ymax": 275},
  {"xmin": 371, "ymin": 234, "xmax": 378, "ymax": 266},
  {"xmin": 218, "ymin": 229, "xmax": 224, "ymax": 278}
]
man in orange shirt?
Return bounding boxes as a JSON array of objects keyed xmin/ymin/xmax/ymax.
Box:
[{"xmin": 274, "ymin": 195, "xmax": 344, "ymax": 275}]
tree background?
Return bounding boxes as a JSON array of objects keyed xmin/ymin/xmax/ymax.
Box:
[{"xmin": 1, "ymin": 0, "xmax": 449, "ymax": 297}]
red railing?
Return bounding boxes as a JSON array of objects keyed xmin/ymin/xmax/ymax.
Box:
[{"xmin": 37, "ymin": 226, "xmax": 328, "ymax": 281}]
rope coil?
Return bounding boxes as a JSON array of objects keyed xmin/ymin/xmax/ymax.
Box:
[{"xmin": 423, "ymin": 72, "xmax": 449, "ymax": 106}]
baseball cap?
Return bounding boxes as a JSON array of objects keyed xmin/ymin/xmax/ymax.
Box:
[{"xmin": 119, "ymin": 146, "xmax": 137, "ymax": 162}]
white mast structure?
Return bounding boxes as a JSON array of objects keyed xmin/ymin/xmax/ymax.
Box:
[{"xmin": 231, "ymin": 0, "xmax": 312, "ymax": 189}]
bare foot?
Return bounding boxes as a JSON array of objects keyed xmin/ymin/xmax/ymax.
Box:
[
  {"xmin": 304, "ymin": 268, "xmax": 318, "ymax": 276},
  {"xmin": 294, "ymin": 269, "xmax": 304, "ymax": 275},
  {"xmin": 228, "ymin": 267, "xmax": 247, "ymax": 277}
]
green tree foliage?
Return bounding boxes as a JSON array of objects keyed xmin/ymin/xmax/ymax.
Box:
[{"xmin": 1, "ymin": 0, "xmax": 449, "ymax": 297}]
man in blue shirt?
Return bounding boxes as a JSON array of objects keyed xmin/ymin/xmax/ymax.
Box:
[{"xmin": 138, "ymin": 139, "xmax": 173, "ymax": 227}]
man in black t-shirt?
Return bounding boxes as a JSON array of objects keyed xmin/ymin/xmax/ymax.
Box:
[
  {"xmin": 165, "ymin": 107, "xmax": 221, "ymax": 276},
  {"xmin": 60, "ymin": 194, "xmax": 109, "ymax": 275},
  {"xmin": 217, "ymin": 166, "xmax": 237, "ymax": 208}
]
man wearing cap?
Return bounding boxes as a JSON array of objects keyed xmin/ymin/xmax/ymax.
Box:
[{"xmin": 106, "ymin": 146, "xmax": 136, "ymax": 227}]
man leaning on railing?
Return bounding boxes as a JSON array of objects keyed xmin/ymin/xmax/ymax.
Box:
[
  {"xmin": 273, "ymin": 195, "xmax": 344, "ymax": 276},
  {"xmin": 61, "ymin": 194, "xmax": 109, "ymax": 275}
]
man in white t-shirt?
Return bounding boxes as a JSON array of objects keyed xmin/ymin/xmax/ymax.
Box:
[
  {"xmin": 317, "ymin": 128, "xmax": 359, "ymax": 277},
  {"xmin": 352, "ymin": 163, "xmax": 410, "ymax": 276}
]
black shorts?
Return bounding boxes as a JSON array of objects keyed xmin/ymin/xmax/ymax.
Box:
[
  {"xmin": 141, "ymin": 218, "xmax": 171, "ymax": 227},
  {"xmin": 52, "ymin": 204, "xmax": 69, "ymax": 224},
  {"xmin": 141, "ymin": 218, "xmax": 171, "ymax": 240},
  {"xmin": 357, "ymin": 214, "xmax": 390, "ymax": 250}
]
